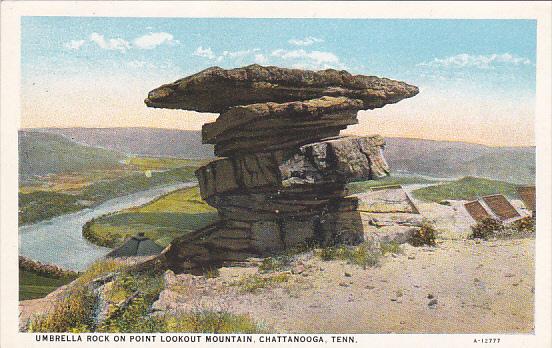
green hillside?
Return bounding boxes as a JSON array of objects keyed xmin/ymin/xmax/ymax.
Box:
[
  {"xmin": 83, "ymin": 186, "xmax": 217, "ymax": 248},
  {"xmin": 19, "ymin": 270, "xmax": 76, "ymax": 300},
  {"xmin": 412, "ymin": 176, "xmax": 519, "ymax": 202},
  {"xmin": 346, "ymin": 175, "xmax": 438, "ymax": 194},
  {"xmin": 19, "ymin": 131, "xmax": 124, "ymax": 178},
  {"xmin": 19, "ymin": 166, "xmax": 198, "ymax": 225}
]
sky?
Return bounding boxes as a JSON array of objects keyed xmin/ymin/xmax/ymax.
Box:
[{"xmin": 21, "ymin": 17, "xmax": 536, "ymax": 146}]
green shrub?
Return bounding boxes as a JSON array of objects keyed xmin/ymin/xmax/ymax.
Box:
[
  {"xmin": 258, "ymin": 256, "xmax": 291, "ymax": 273},
  {"xmin": 409, "ymin": 220, "xmax": 437, "ymax": 246},
  {"xmin": 349, "ymin": 243, "xmax": 380, "ymax": 268},
  {"xmin": 231, "ymin": 273, "xmax": 289, "ymax": 293},
  {"xmin": 203, "ymin": 267, "xmax": 220, "ymax": 278},
  {"xmin": 28, "ymin": 259, "xmax": 128, "ymax": 332},
  {"xmin": 470, "ymin": 217, "xmax": 504, "ymax": 240},
  {"xmin": 27, "ymin": 259, "xmax": 266, "ymax": 334},
  {"xmin": 380, "ymin": 241, "xmax": 404, "ymax": 255},
  {"xmin": 29, "ymin": 285, "xmax": 96, "ymax": 332},
  {"xmin": 511, "ymin": 216, "xmax": 535, "ymax": 235},
  {"xmin": 316, "ymin": 242, "xmax": 380, "ymax": 269},
  {"xmin": 162, "ymin": 310, "xmax": 266, "ymax": 333}
]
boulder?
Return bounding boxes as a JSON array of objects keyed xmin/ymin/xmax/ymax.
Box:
[
  {"xmin": 195, "ymin": 135, "xmax": 388, "ymax": 202},
  {"xmin": 144, "ymin": 65, "xmax": 419, "ymax": 273},
  {"xmin": 202, "ymin": 96, "xmax": 362, "ymax": 142},
  {"xmin": 145, "ymin": 64, "xmax": 419, "ymax": 112}
]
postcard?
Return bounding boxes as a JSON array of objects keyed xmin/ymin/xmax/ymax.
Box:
[{"xmin": 1, "ymin": 1, "xmax": 551, "ymax": 347}]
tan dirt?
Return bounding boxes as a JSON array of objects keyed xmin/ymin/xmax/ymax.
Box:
[{"xmin": 154, "ymin": 238, "xmax": 534, "ymax": 334}]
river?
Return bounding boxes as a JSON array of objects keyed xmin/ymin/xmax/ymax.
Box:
[{"xmin": 18, "ymin": 182, "xmax": 196, "ymax": 271}]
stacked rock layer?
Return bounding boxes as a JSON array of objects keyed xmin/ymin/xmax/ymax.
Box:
[{"xmin": 145, "ymin": 64, "xmax": 418, "ymax": 272}]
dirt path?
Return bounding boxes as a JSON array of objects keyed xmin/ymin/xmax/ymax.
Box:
[{"xmin": 154, "ymin": 238, "xmax": 534, "ymax": 333}]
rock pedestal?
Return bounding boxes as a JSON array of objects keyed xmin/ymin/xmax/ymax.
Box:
[{"xmin": 145, "ymin": 64, "xmax": 418, "ymax": 273}]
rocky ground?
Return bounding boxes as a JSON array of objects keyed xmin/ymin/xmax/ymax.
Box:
[
  {"xmin": 153, "ymin": 237, "xmax": 534, "ymax": 334},
  {"xmin": 20, "ymin": 194, "xmax": 535, "ymax": 333}
]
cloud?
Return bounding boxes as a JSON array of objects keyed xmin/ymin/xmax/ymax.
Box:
[
  {"xmin": 64, "ymin": 40, "xmax": 86, "ymax": 50},
  {"xmin": 193, "ymin": 46, "xmax": 216, "ymax": 59},
  {"xmin": 89, "ymin": 32, "xmax": 130, "ymax": 52},
  {"xmin": 194, "ymin": 47, "xmax": 264, "ymax": 63},
  {"xmin": 254, "ymin": 54, "xmax": 268, "ymax": 64},
  {"xmin": 220, "ymin": 48, "xmax": 260, "ymax": 59},
  {"xmin": 216, "ymin": 48, "xmax": 261, "ymax": 62},
  {"xmin": 271, "ymin": 49, "xmax": 344, "ymax": 70},
  {"xmin": 418, "ymin": 53, "xmax": 531, "ymax": 69},
  {"xmin": 127, "ymin": 60, "xmax": 157, "ymax": 69},
  {"xmin": 288, "ymin": 36, "xmax": 324, "ymax": 46},
  {"xmin": 133, "ymin": 32, "xmax": 178, "ymax": 49}
]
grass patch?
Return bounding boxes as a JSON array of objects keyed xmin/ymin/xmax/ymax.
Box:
[
  {"xmin": 161, "ymin": 311, "xmax": 266, "ymax": 333},
  {"xmin": 28, "ymin": 259, "xmax": 127, "ymax": 333},
  {"xmin": 98, "ymin": 271, "xmax": 164, "ymax": 333},
  {"xmin": 380, "ymin": 241, "xmax": 404, "ymax": 255},
  {"xmin": 28, "ymin": 258, "xmax": 266, "ymax": 333},
  {"xmin": 412, "ymin": 176, "xmax": 518, "ymax": 202},
  {"xmin": 231, "ymin": 273, "xmax": 290, "ymax": 293},
  {"xmin": 28, "ymin": 259, "xmax": 140, "ymax": 333},
  {"xmin": 83, "ymin": 187, "xmax": 217, "ymax": 248},
  {"xmin": 316, "ymin": 242, "xmax": 381, "ymax": 269},
  {"xmin": 125, "ymin": 157, "xmax": 209, "ymax": 171},
  {"xmin": 258, "ymin": 240, "xmax": 320, "ymax": 273},
  {"xmin": 18, "ymin": 191, "xmax": 85, "ymax": 225},
  {"xmin": 19, "ymin": 270, "xmax": 77, "ymax": 300},
  {"xmin": 346, "ymin": 175, "xmax": 438, "ymax": 194},
  {"xmin": 258, "ymin": 256, "xmax": 293, "ymax": 273},
  {"xmin": 79, "ymin": 167, "xmax": 197, "ymax": 203},
  {"xmin": 19, "ymin": 166, "xmax": 200, "ymax": 226}
]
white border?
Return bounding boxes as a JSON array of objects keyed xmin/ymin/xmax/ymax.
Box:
[{"xmin": 1, "ymin": 2, "xmax": 551, "ymax": 347}]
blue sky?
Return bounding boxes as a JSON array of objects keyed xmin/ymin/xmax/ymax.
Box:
[{"xmin": 21, "ymin": 17, "xmax": 537, "ymax": 146}]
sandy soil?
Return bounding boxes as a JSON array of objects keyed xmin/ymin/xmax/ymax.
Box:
[{"xmin": 154, "ymin": 238, "xmax": 534, "ymax": 334}]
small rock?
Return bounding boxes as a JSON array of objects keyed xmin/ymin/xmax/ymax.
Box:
[
  {"xmin": 319, "ymin": 267, "xmax": 325, "ymax": 272},
  {"xmin": 428, "ymin": 299, "xmax": 438, "ymax": 307},
  {"xmin": 400, "ymin": 321, "xmax": 406, "ymax": 324},
  {"xmin": 390, "ymin": 298, "xmax": 397, "ymax": 302},
  {"xmin": 408, "ymin": 256, "xmax": 415, "ymax": 260},
  {"xmin": 512, "ymin": 283, "xmax": 519, "ymax": 287},
  {"xmin": 427, "ymin": 293, "xmax": 434, "ymax": 299},
  {"xmin": 344, "ymin": 272, "xmax": 352, "ymax": 277},
  {"xmin": 339, "ymin": 282, "xmax": 349, "ymax": 287},
  {"xmin": 292, "ymin": 264, "xmax": 305, "ymax": 274}
]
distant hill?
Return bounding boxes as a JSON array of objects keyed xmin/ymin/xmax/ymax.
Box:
[
  {"xmin": 19, "ymin": 131, "xmax": 125, "ymax": 178},
  {"xmin": 26, "ymin": 128, "xmax": 535, "ymax": 185},
  {"xmin": 384, "ymin": 138, "xmax": 535, "ymax": 185},
  {"xmin": 30, "ymin": 127, "xmax": 214, "ymax": 159}
]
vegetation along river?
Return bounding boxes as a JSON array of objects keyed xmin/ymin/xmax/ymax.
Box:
[{"xmin": 19, "ymin": 182, "xmax": 196, "ymax": 271}]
